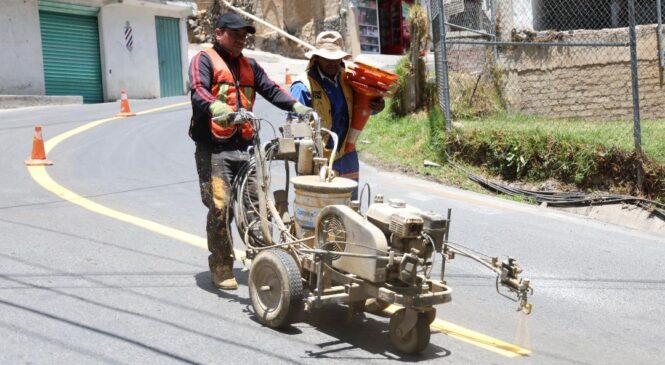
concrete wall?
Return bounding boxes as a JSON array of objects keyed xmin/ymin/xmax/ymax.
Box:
[
  {"xmin": 512, "ymin": 0, "xmax": 535, "ymax": 31},
  {"xmin": 0, "ymin": 0, "xmax": 189, "ymax": 101},
  {"xmin": 500, "ymin": 25, "xmax": 664, "ymax": 120},
  {"xmin": 99, "ymin": 2, "xmax": 190, "ymax": 100},
  {"xmin": 446, "ymin": 33, "xmax": 487, "ymax": 73},
  {"xmin": 0, "ymin": 0, "xmax": 45, "ymax": 95}
]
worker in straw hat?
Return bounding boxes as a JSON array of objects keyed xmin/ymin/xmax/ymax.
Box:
[{"xmin": 290, "ymin": 31, "xmax": 385, "ymax": 199}]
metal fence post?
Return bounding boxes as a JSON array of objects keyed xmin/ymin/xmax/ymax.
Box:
[
  {"xmin": 657, "ymin": 0, "xmax": 664, "ymax": 69},
  {"xmin": 628, "ymin": 0, "xmax": 644, "ymax": 190},
  {"xmin": 430, "ymin": 0, "xmax": 453, "ymax": 132},
  {"xmin": 490, "ymin": 0, "xmax": 498, "ymax": 61}
]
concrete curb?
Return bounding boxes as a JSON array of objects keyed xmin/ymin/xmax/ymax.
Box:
[
  {"xmin": 554, "ymin": 204, "xmax": 665, "ymax": 235},
  {"xmin": 0, "ymin": 95, "xmax": 83, "ymax": 110}
]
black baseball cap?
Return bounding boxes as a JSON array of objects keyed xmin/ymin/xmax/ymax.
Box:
[{"xmin": 215, "ymin": 12, "xmax": 256, "ymax": 34}]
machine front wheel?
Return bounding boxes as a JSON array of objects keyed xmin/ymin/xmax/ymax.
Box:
[
  {"xmin": 389, "ymin": 308, "xmax": 431, "ymax": 354},
  {"xmin": 249, "ymin": 249, "xmax": 303, "ymax": 328}
]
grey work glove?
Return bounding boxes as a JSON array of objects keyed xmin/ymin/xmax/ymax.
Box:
[
  {"xmin": 209, "ymin": 100, "xmax": 233, "ymax": 127},
  {"xmin": 292, "ymin": 102, "xmax": 313, "ymax": 116}
]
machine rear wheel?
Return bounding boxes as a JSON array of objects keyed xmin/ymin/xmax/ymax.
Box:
[
  {"xmin": 249, "ymin": 249, "xmax": 303, "ymax": 328},
  {"xmin": 389, "ymin": 308, "xmax": 431, "ymax": 354}
]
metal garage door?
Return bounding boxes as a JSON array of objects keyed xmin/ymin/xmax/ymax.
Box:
[
  {"xmin": 39, "ymin": 1, "xmax": 103, "ymax": 103},
  {"xmin": 155, "ymin": 16, "xmax": 184, "ymax": 97}
]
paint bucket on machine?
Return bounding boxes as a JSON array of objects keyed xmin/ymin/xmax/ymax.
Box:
[{"xmin": 290, "ymin": 175, "xmax": 358, "ymax": 247}]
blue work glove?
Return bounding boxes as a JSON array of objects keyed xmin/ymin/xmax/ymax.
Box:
[
  {"xmin": 292, "ymin": 102, "xmax": 313, "ymax": 116},
  {"xmin": 209, "ymin": 101, "xmax": 233, "ymax": 127}
]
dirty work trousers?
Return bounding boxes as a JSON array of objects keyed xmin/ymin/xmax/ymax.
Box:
[{"xmin": 195, "ymin": 144, "xmax": 259, "ymax": 272}]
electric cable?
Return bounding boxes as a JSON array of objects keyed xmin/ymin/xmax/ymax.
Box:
[{"xmin": 445, "ymin": 154, "xmax": 665, "ymax": 221}]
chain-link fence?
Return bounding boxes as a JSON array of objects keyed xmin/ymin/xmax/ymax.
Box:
[{"xmin": 429, "ymin": 0, "xmax": 665, "ymax": 169}]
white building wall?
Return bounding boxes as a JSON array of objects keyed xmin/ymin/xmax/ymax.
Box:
[
  {"xmin": 0, "ymin": 0, "xmax": 190, "ymax": 100},
  {"xmin": 99, "ymin": 2, "xmax": 190, "ymax": 100},
  {"xmin": 512, "ymin": 0, "xmax": 535, "ymax": 31},
  {"xmin": 0, "ymin": 0, "xmax": 45, "ymax": 95},
  {"xmin": 179, "ymin": 17, "xmax": 189, "ymax": 92}
]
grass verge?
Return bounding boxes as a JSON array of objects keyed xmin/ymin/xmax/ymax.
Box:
[{"xmin": 358, "ymin": 107, "xmax": 665, "ymax": 203}]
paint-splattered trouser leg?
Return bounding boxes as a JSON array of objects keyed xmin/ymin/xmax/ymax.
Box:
[{"xmin": 195, "ymin": 145, "xmax": 234, "ymax": 271}]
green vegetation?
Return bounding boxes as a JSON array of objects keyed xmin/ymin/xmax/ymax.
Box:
[
  {"xmin": 357, "ymin": 107, "xmax": 487, "ymax": 194},
  {"xmin": 364, "ymin": 44, "xmax": 664, "ymax": 203},
  {"xmin": 458, "ymin": 113, "xmax": 665, "ymax": 163},
  {"xmin": 358, "ymin": 106, "xmax": 665, "ymax": 203}
]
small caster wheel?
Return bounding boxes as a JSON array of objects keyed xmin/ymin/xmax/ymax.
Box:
[
  {"xmin": 423, "ymin": 307, "xmax": 437, "ymax": 325},
  {"xmin": 389, "ymin": 308, "xmax": 431, "ymax": 354}
]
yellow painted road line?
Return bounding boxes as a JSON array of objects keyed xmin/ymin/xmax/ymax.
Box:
[
  {"xmin": 384, "ymin": 305, "xmax": 531, "ymax": 357},
  {"xmin": 42, "ymin": 102, "xmax": 191, "ymax": 153},
  {"xmin": 29, "ymin": 165, "xmax": 207, "ymax": 249},
  {"xmin": 431, "ymin": 319, "xmax": 531, "ymax": 357},
  {"xmin": 28, "ymin": 101, "xmax": 529, "ymax": 357},
  {"xmin": 30, "ymin": 101, "xmax": 209, "ymax": 251}
]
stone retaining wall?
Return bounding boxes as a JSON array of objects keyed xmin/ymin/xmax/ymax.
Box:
[{"xmin": 500, "ymin": 25, "xmax": 664, "ymax": 120}]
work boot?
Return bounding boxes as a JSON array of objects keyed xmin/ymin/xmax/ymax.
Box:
[{"xmin": 211, "ymin": 265, "xmax": 238, "ymax": 290}]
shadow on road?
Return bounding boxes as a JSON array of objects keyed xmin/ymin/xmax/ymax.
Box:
[
  {"xmin": 240, "ymin": 295, "xmax": 451, "ymax": 361},
  {"xmin": 194, "ymin": 269, "xmax": 251, "ymax": 306},
  {"xmin": 302, "ymin": 304, "xmax": 451, "ymax": 361}
]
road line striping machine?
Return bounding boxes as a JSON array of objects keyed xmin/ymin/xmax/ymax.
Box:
[{"xmin": 220, "ymin": 105, "xmax": 533, "ymax": 354}]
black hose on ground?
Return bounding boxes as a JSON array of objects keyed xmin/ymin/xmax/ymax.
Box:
[{"xmin": 446, "ymin": 159, "xmax": 665, "ymax": 221}]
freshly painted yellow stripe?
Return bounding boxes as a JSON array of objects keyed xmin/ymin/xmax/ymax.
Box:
[
  {"xmin": 384, "ymin": 305, "xmax": 531, "ymax": 357},
  {"xmin": 31, "ymin": 101, "xmax": 208, "ymax": 252},
  {"xmin": 43, "ymin": 102, "xmax": 191, "ymax": 153},
  {"xmin": 29, "ymin": 101, "xmax": 528, "ymax": 357},
  {"xmin": 431, "ymin": 319, "xmax": 531, "ymax": 357},
  {"xmin": 29, "ymin": 165, "xmax": 207, "ymax": 249}
]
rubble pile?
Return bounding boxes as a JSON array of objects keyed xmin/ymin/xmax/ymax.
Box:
[{"xmin": 187, "ymin": 0, "xmax": 256, "ymax": 49}]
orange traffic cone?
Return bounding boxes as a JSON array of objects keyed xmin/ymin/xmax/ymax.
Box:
[
  {"xmin": 285, "ymin": 68, "xmax": 292, "ymax": 89},
  {"xmin": 115, "ymin": 89, "xmax": 136, "ymax": 117},
  {"xmin": 25, "ymin": 125, "xmax": 53, "ymax": 166}
]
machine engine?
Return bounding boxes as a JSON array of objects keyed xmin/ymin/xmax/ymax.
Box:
[
  {"xmin": 313, "ymin": 197, "xmax": 449, "ymax": 286},
  {"xmin": 366, "ymin": 198, "xmax": 449, "ymax": 258}
]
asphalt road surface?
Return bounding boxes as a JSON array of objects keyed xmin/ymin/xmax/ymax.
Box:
[{"xmin": 1, "ymin": 96, "xmax": 663, "ymax": 364}]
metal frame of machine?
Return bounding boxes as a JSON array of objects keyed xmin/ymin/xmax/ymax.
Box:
[{"xmin": 221, "ymin": 110, "xmax": 532, "ymax": 354}]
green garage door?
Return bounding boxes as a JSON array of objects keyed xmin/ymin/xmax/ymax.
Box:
[
  {"xmin": 39, "ymin": 2, "xmax": 103, "ymax": 103},
  {"xmin": 156, "ymin": 16, "xmax": 184, "ymax": 97}
]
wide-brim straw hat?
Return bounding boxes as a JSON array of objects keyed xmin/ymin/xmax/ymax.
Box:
[{"xmin": 305, "ymin": 31, "xmax": 352, "ymax": 61}]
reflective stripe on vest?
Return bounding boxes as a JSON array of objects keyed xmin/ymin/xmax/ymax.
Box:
[
  {"xmin": 300, "ymin": 69, "xmax": 354, "ymax": 160},
  {"xmin": 204, "ymin": 48, "xmax": 256, "ymax": 140}
]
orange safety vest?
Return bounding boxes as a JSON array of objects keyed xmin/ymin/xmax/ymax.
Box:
[{"xmin": 204, "ymin": 48, "xmax": 256, "ymax": 141}]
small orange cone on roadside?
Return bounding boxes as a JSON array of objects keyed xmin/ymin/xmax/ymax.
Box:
[
  {"xmin": 285, "ymin": 68, "xmax": 292, "ymax": 89},
  {"xmin": 115, "ymin": 89, "xmax": 136, "ymax": 117},
  {"xmin": 25, "ymin": 125, "xmax": 53, "ymax": 166}
]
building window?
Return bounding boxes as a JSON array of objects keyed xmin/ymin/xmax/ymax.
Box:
[{"xmin": 534, "ymin": 0, "xmax": 664, "ymax": 31}]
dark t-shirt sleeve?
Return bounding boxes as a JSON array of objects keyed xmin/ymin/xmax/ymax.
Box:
[{"xmin": 189, "ymin": 51, "xmax": 217, "ymax": 112}]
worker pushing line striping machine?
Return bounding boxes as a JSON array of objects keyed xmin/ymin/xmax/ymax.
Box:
[{"xmin": 216, "ymin": 65, "xmax": 533, "ymax": 355}]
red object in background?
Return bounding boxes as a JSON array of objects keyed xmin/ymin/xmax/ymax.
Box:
[{"xmin": 379, "ymin": 0, "xmax": 413, "ymax": 55}]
